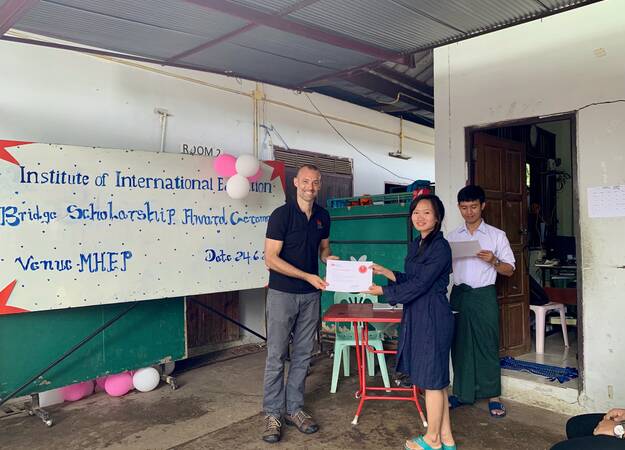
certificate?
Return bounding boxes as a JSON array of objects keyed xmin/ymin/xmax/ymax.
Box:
[
  {"xmin": 449, "ymin": 240, "xmax": 481, "ymax": 259},
  {"xmin": 325, "ymin": 260, "xmax": 373, "ymax": 293}
]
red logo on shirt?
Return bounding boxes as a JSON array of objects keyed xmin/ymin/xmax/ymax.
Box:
[{"xmin": 316, "ymin": 219, "xmax": 323, "ymax": 229}]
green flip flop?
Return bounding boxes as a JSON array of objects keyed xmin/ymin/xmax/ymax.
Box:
[{"xmin": 404, "ymin": 436, "xmax": 442, "ymax": 450}]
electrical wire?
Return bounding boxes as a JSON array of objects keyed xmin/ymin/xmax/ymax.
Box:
[
  {"xmin": 303, "ymin": 92, "xmax": 414, "ymax": 182},
  {"xmin": 577, "ymin": 99, "xmax": 625, "ymax": 111},
  {"xmin": 259, "ymin": 124, "xmax": 290, "ymax": 150}
]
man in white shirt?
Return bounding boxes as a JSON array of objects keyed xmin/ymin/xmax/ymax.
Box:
[{"xmin": 447, "ymin": 185, "xmax": 515, "ymax": 418}]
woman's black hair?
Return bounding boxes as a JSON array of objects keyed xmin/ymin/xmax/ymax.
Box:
[{"xmin": 409, "ymin": 194, "xmax": 445, "ymax": 254}]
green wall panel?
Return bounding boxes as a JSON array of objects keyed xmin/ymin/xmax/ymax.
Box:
[
  {"xmin": 0, "ymin": 298, "xmax": 185, "ymax": 400},
  {"xmin": 321, "ymin": 201, "xmax": 417, "ymax": 316}
]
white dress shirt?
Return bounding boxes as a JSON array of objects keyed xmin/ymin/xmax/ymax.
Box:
[{"xmin": 447, "ymin": 220, "xmax": 515, "ymax": 289}]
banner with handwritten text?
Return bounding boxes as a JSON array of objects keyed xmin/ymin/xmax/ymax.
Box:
[{"xmin": 0, "ymin": 140, "xmax": 285, "ymax": 314}]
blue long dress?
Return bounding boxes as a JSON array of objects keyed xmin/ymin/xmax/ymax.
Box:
[{"xmin": 382, "ymin": 231, "xmax": 454, "ymax": 390}]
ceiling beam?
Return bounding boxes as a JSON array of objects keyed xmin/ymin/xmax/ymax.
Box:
[
  {"xmin": 370, "ymin": 66, "xmax": 433, "ymax": 98},
  {"xmin": 0, "ymin": 0, "xmax": 39, "ymax": 35},
  {"xmin": 312, "ymin": 85, "xmax": 432, "ymax": 127},
  {"xmin": 169, "ymin": 0, "xmax": 320, "ymax": 62},
  {"xmin": 299, "ymin": 59, "xmax": 386, "ymax": 88},
  {"xmin": 185, "ymin": 0, "xmax": 404, "ymax": 62},
  {"xmin": 344, "ymin": 72, "xmax": 434, "ymax": 112},
  {"xmin": 389, "ymin": 111, "xmax": 434, "ymax": 128}
]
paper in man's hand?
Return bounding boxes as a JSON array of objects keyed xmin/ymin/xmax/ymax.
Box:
[
  {"xmin": 325, "ymin": 260, "xmax": 373, "ymax": 292},
  {"xmin": 449, "ymin": 240, "xmax": 482, "ymax": 259}
]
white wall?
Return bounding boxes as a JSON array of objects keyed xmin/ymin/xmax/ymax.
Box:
[
  {"xmin": 0, "ymin": 36, "xmax": 434, "ymax": 344},
  {"xmin": 435, "ymin": 0, "xmax": 625, "ymax": 411}
]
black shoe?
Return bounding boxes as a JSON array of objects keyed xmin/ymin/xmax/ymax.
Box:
[{"xmin": 262, "ymin": 415, "xmax": 282, "ymax": 443}]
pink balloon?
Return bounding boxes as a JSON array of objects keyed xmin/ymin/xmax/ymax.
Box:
[
  {"xmin": 62, "ymin": 381, "xmax": 94, "ymax": 402},
  {"xmin": 213, "ymin": 154, "xmax": 237, "ymax": 177},
  {"xmin": 247, "ymin": 167, "xmax": 263, "ymax": 182},
  {"xmin": 95, "ymin": 376, "xmax": 107, "ymax": 392},
  {"xmin": 104, "ymin": 372, "xmax": 133, "ymax": 397}
]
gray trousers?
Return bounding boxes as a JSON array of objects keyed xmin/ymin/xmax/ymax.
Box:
[{"xmin": 262, "ymin": 288, "xmax": 320, "ymax": 417}]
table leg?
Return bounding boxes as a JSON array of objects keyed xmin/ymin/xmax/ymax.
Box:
[
  {"xmin": 412, "ymin": 385, "xmax": 428, "ymax": 427},
  {"xmin": 352, "ymin": 321, "xmax": 363, "ymax": 398},
  {"xmin": 352, "ymin": 325, "xmax": 367, "ymax": 425}
]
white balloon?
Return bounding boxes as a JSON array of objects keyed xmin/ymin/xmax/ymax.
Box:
[
  {"xmin": 162, "ymin": 361, "xmax": 175, "ymax": 376},
  {"xmin": 132, "ymin": 367, "xmax": 160, "ymax": 392},
  {"xmin": 226, "ymin": 174, "xmax": 250, "ymax": 199},
  {"xmin": 235, "ymin": 154, "xmax": 260, "ymax": 177}
]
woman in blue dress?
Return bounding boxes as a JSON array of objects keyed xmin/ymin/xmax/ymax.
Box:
[{"xmin": 364, "ymin": 194, "xmax": 456, "ymax": 450}]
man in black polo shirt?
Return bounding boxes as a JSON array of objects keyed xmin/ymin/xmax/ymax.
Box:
[{"xmin": 261, "ymin": 164, "xmax": 336, "ymax": 443}]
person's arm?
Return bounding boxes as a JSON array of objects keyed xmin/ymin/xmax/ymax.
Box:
[
  {"xmin": 476, "ymin": 250, "xmax": 514, "ymax": 277},
  {"xmin": 477, "ymin": 231, "xmax": 515, "ymax": 277},
  {"xmin": 319, "ymin": 238, "xmax": 338, "ymax": 264},
  {"xmin": 265, "ymin": 238, "xmax": 327, "ymax": 290},
  {"xmin": 383, "ymin": 240, "xmax": 451, "ymax": 305}
]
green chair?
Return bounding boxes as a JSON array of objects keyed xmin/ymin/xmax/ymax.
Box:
[{"xmin": 330, "ymin": 292, "xmax": 391, "ymax": 393}]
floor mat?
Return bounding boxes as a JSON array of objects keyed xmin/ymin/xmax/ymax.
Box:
[{"xmin": 500, "ymin": 356, "xmax": 578, "ymax": 383}]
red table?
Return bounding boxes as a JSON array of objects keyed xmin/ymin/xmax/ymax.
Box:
[{"xmin": 323, "ymin": 303, "xmax": 427, "ymax": 426}]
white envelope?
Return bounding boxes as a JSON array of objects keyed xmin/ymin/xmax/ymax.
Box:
[{"xmin": 325, "ymin": 260, "xmax": 373, "ymax": 293}]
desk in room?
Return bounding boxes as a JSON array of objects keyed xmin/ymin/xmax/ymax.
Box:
[{"xmin": 535, "ymin": 263, "xmax": 577, "ymax": 287}]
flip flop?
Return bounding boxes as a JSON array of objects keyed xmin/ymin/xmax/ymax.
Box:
[
  {"xmin": 488, "ymin": 401, "xmax": 506, "ymax": 418},
  {"xmin": 442, "ymin": 444, "xmax": 457, "ymax": 450},
  {"xmin": 404, "ymin": 435, "xmax": 442, "ymax": 450}
]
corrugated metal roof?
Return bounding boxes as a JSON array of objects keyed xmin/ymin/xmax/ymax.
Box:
[
  {"xmin": 180, "ymin": 40, "xmax": 336, "ymax": 85},
  {"xmin": 1, "ymin": 0, "xmax": 602, "ymax": 126},
  {"xmin": 289, "ymin": 0, "xmax": 457, "ymax": 52},
  {"xmin": 31, "ymin": 0, "xmax": 250, "ymax": 38},
  {"xmin": 228, "ymin": 26, "xmax": 375, "ymax": 70},
  {"xmin": 228, "ymin": 0, "xmax": 304, "ymax": 14},
  {"xmin": 15, "ymin": 0, "xmax": 247, "ymax": 59}
]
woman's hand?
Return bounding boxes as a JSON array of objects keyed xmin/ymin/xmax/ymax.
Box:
[
  {"xmin": 362, "ymin": 283, "xmax": 383, "ymax": 296},
  {"xmin": 371, "ymin": 264, "xmax": 395, "ymax": 281}
]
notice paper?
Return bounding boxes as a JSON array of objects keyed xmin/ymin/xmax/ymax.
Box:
[
  {"xmin": 587, "ymin": 185, "xmax": 625, "ymax": 218},
  {"xmin": 449, "ymin": 240, "xmax": 482, "ymax": 259},
  {"xmin": 326, "ymin": 260, "xmax": 373, "ymax": 293}
]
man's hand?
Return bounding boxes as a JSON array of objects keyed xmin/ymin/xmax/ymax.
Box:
[
  {"xmin": 593, "ymin": 418, "xmax": 617, "ymax": 436},
  {"xmin": 306, "ymin": 274, "xmax": 328, "ymax": 290},
  {"xmin": 605, "ymin": 408, "xmax": 625, "ymax": 421},
  {"xmin": 324, "ymin": 255, "xmax": 340, "ymax": 263},
  {"xmin": 477, "ymin": 250, "xmax": 497, "ymax": 265},
  {"xmin": 362, "ymin": 283, "xmax": 383, "ymax": 296}
]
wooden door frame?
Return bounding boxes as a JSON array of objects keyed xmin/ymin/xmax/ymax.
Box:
[{"xmin": 465, "ymin": 113, "xmax": 583, "ymax": 390}]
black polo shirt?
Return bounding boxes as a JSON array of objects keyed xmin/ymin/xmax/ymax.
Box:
[{"xmin": 266, "ymin": 201, "xmax": 331, "ymax": 293}]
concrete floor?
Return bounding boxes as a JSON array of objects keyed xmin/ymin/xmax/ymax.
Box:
[{"xmin": 0, "ymin": 348, "xmax": 570, "ymax": 450}]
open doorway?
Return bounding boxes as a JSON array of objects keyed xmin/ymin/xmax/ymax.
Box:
[{"xmin": 467, "ymin": 114, "xmax": 581, "ymax": 391}]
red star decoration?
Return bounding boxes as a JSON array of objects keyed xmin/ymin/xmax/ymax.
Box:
[
  {"xmin": 263, "ymin": 160, "xmax": 286, "ymax": 193},
  {"xmin": 0, "ymin": 280, "xmax": 28, "ymax": 315},
  {"xmin": 0, "ymin": 140, "xmax": 31, "ymax": 166}
]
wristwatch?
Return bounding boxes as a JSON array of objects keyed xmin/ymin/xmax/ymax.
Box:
[
  {"xmin": 493, "ymin": 257, "xmax": 501, "ymax": 267},
  {"xmin": 615, "ymin": 423, "xmax": 625, "ymax": 439}
]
